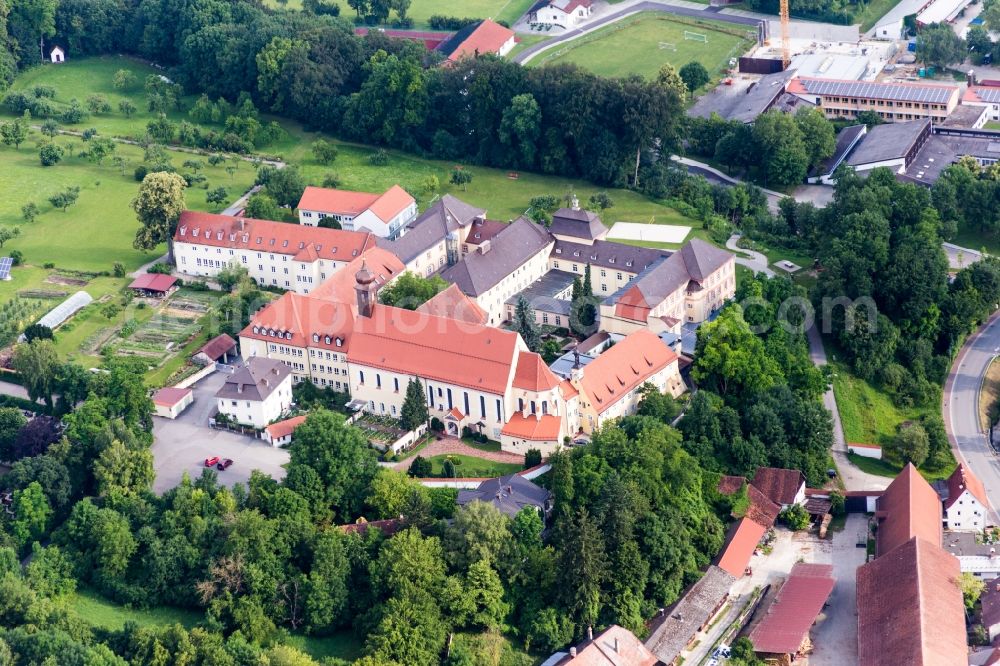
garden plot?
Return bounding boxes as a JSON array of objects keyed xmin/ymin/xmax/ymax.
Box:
[
  {"xmin": 608, "ymin": 222, "xmax": 691, "ymax": 244},
  {"xmin": 355, "ymin": 413, "xmax": 406, "ymax": 451}
]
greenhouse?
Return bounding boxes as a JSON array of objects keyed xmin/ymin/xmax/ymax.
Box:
[{"xmin": 20, "ymin": 290, "xmax": 93, "ymax": 341}]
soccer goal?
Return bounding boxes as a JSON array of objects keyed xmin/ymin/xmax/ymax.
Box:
[
  {"xmin": 684, "ymin": 30, "xmax": 708, "ymax": 43},
  {"xmin": 659, "ymin": 42, "xmax": 677, "ymax": 51}
]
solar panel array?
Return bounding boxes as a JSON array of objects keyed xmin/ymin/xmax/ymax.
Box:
[
  {"xmin": 801, "ymin": 78, "xmax": 957, "ymax": 104},
  {"xmin": 0, "ymin": 257, "xmax": 12, "ymax": 280},
  {"xmin": 973, "ymin": 87, "xmax": 1000, "ymax": 104}
]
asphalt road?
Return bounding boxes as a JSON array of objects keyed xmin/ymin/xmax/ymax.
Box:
[{"xmin": 944, "ymin": 311, "xmax": 1000, "ymax": 523}]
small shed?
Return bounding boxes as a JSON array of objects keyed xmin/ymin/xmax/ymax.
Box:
[
  {"xmin": 262, "ymin": 414, "xmax": 307, "ymax": 446},
  {"xmin": 129, "ymin": 273, "xmax": 178, "ymax": 298},
  {"xmin": 49, "ymin": 46, "xmax": 65, "ymax": 63},
  {"xmin": 152, "ymin": 387, "xmax": 193, "ymax": 419},
  {"xmin": 194, "ymin": 333, "xmax": 237, "ymax": 365}
]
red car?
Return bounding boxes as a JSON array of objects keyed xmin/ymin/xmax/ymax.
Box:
[
  {"xmin": 204, "ymin": 456, "xmax": 220, "ymax": 467},
  {"xmin": 217, "ymin": 458, "xmax": 234, "ymax": 471}
]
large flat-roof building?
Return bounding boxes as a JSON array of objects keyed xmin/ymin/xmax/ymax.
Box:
[
  {"xmin": 787, "ymin": 77, "xmax": 961, "ymax": 122},
  {"xmin": 688, "ymin": 70, "xmax": 797, "ymax": 124}
]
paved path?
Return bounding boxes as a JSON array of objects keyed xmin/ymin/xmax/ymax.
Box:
[
  {"xmin": 0, "ymin": 380, "xmax": 31, "ymax": 401},
  {"xmin": 392, "ymin": 436, "xmax": 524, "ymax": 470},
  {"xmin": 807, "ymin": 324, "xmax": 889, "ymax": 491},
  {"xmin": 943, "ymin": 310, "xmax": 1000, "ymax": 523},
  {"xmin": 726, "ymin": 233, "xmax": 774, "ymax": 277}
]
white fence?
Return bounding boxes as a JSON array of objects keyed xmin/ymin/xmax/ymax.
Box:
[
  {"xmin": 387, "ymin": 423, "xmax": 428, "ymax": 456},
  {"xmin": 173, "ymin": 363, "xmax": 216, "ymax": 389}
]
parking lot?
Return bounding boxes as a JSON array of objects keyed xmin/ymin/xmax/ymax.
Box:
[{"xmin": 151, "ymin": 370, "xmax": 290, "ymax": 494}]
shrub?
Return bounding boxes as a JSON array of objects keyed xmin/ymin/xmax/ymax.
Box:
[
  {"xmin": 39, "ymin": 143, "xmax": 63, "ymax": 166},
  {"xmin": 112, "ymin": 263, "xmax": 126, "ymax": 278},
  {"xmin": 408, "ymin": 456, "xmax": 432, "ymax": 478},
  {"xmin": 430, "ymin": 416, "xmax": 444, "ymax": 432},
  {"xmin": 42, "ymin": 262, "xmax": 55, "ymax": 269},
  {"xmin": 9, "ymin": 250, "xmax": 22, "ymax": 266},
  {"xmin": 134, "ymin": 165, "xmax": 148, "ymax": 182},
  {"xmin": 524, "ymin": 448, "xmax": 542, "ymax": 468},
  {"xmin": 428, "ymin": 15, "xmax": 479, "ymax": 30},
  {"xmin": 779, "ymin": 503, "xmax": 810, "ymax": 531},
  {"xmin": 368, "ymin": 148, "xmax": 389, "ymax": 166}
]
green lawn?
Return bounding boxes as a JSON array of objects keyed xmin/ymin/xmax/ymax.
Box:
[
  {"xmin": 71, "ymin": 587, "xmax": 363, "ymax": 661},
  {"xmin": 507, "ymin": 33, "xmax": 550, "ymax": 60},
  {"xmin": 532, "ymin": 13, "xmax": 755, "ymax": 81},
  {"xmin": 427, "ymin": 453, "xmax": 523, "ymax": 477},
  {"xmin": 70, "ymin": 588, "xmax": 203, "ymax": 630},
  {"xmin": 951, "ymin": 226, "xmax": 1000, "ymax": 256},
  {"xmin": 263, "ymin": 0, "xmax": 536, "ymax": 29},
  {"xmin": 847, "ymin": 450, "xmax": 955, "ymax": 482},
  {"xmin": 830, "ymin": 361, "xmax": 922, "ymax": 447}
]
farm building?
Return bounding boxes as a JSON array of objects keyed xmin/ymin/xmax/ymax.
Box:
[
  {"xmin": 152, "ymin": 387, "xmax": 194, "ymax": 419},
  {"xmin": 129, "ymin": 273, "xmax": 178, "ymax": 298},
  {"xmin": 193, "ymin": 333, "xmax": 238, "ymax": 365},
  {"xmin": 438, "ymin": 19, "xmax": 516, "ymax": 63}
]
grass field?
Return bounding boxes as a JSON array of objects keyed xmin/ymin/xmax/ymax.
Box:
[
  {"xmin": 533, "ymin": 13, "xmax": 754, "ymax": 81},
  {"xmin": 427, "ymin": 453, "xmax": 523, "ymax": 477},
  {"xmin": 980, "ymin": 356, "xmax": 1000, "ymax": 432},
  {"xmin": 70, "ymin": 587, "xmax": 362, "ymax": 661},
  {"xmin": 830, "ymin": 361, "xmax": 924, "ymax": 447},
  {"xmin": 263, "ymin": 0, "xmax": 536, "ymax": 29}
]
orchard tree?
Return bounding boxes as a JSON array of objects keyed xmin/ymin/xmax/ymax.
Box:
[
  {"xmin": 206, "ymin": 186, "xmax": 228, "ymax": 210},
  {"xmin": 48, "ymin": 186, "xmax": 80, "ymax": 212},
  {"xmin": 0, "ymin": 226, "xmax": 20, "ymax": 247},
  {"xmin": 118, "ymin": 98, "xmax": 136, "ymax": 117},
  {"xmin": 112, "ymin": 68, "xmax": 136, "ymax": 90},
  {"xmin": 21, "ymin": 202, "xmax": 38, "ymax": 222},
  {"xmin": 311, "ymin": 139, "xmax": 338, "ymax": 164},
  {"xmin": 449, "ymin": 167, "xmax": 472, "ymax": 191},
  {"xmin": 12, "ymin": 339, "xmax": 60, "ymax": 409},
  {"xmin": 0, "ymin": 114, "xmax": 29, "ymax": 149},
  {"xmin": 132, "ymin": 171, "xmax": 187, "ymax": 263},
  {"xmin": 38, "ymin": 141, "xmax": 63, "ymax": 166}
]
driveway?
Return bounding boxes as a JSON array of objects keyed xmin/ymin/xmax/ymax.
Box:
[
  {"xmin": 726, "ymin": 233, "xmax": 775, "ymax": 277},
  {"xmin": 944, "ymin": 310, "xmax": 1000, "ymax": 524},
  {"xmin": 151, "ymin": 370, "xmax": 289, "ymax": 493},
  {"xmin": 809, "ymin": 514, "xmax": 867, "ymax": 666}
]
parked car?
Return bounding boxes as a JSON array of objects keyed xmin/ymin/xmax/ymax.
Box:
[
  {"xmin": 204, "ymin": 456, "xmax": 220, "ymax": 467},
  {"xmin": 217, "ymin": 458, "xmax": 234, "ymax": 471}
]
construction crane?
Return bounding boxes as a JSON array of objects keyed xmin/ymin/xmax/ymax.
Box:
[{"xmin": 780, "ymin": 0, "xmax": 791, "ymax": 68}]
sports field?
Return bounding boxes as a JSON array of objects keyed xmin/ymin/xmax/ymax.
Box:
[
  {"xmin": 534, "ymin": 13, "xmax": 755, "ymax": 81},
  {"xmin": 264, "ymin": 0, "xmax": 535, "ymax": 28}
]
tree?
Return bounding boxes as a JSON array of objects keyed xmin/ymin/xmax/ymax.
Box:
[
  {"xmin": 400, "ymin": 378, "xmax": 429, "ymax": 431},
  {"xmin": 960, "ymin": 571, "xmax": 985, "ymax": 610},
  {"xmin": 311, "ymin": 139, "xmax": 338, "ymax": 165},
  {"xmin": 692, "ymin": 307, "xmax": 784, "ymax": 401},
  {"xmin": 112, "ymin": 68, "xmax": 136, "ymax": 91},
  {"xmin": 21, "ymin": 202, "xmax": 38, "ymax": 223},
  {"xmin": 378, "ymin": 272, "xmax": 447, "ymax": 309},
  {"xmin": 886, "ymin": 422, "xmax": 930, "ymax": 467},
  {"xmin": 588, "ymin": 192, "xmax": 614, "ymax": 210},
  {"xmin": 794, "ymin": 107, "xmax": 836, "ymax": 171},
  {"xmin": 244, "ymin": 193, "xmax": 283, "ymax": 221},
  {"xmin": 655, "ymin": 63, "xmax": 688, "ymax": 101},
  {"xmin": 10, "ymin": 416, "xmax": 60, "ymax": 460},
  {"xmin": 679, "ymin": 61, "xmax": 710, "ymax": 93},
  {"xmin": 421, "ymin": 175, "xmax": 439, "ymax": 196},
  {"xmin": 132, "ymin": 171, "xmax": 187, "ymax": 263},
  {"xmin": 513, "ymin": 296, "xmax": 541, "ymax": 351},
  {"xmin": 38, "ymin": 142, "xmax": 63, "ymax": 166},
  {"xmin": 206, "ymin": 186, "xmax": 228, "ymax": 210},
  {"xmin": 752, "ymin": 111, "xmax": 809, "ymax": 187},
  {"xmin": 967, "ymin": 25, "xmax": 993, "ymax": 64},
  {"xmin": 0, "ymin": 226, "xmax": 20, "ymax": 247},
  {"xmin": 916, "ymin": 22, "xmax": 966, "ymax": 68},
  {"xmin": 498, "ymin": 93, "xmax": 542, "ymax": 168},
  {"xmin": 259, "ymin": 166, "xmax": 305, "ymax": 207},
  {"xmin": 85, "ymin": 137, "xmax": 116, "ymax": 165},
  {"xmin": 779, "ymin": 503, "xmax": 810, "ymax": 530},
  {"xmin": 86, "ymin": 94, "xmax": 111, "ymax": 115},
  {"xmin": 525, "ymin": 448, "xmax": 542, "ymax": 468},
  {"xmin": 12, "ymin": 340, "xmax": 59, "ymax": 409},
  {"xmin": 449, "ymin": 168, "xmax": 472, "ymax": 191},
  {"xmin": 11, "ymin": 482, "xmax": 50, "ymax": 548},
  {"xmin": 0, "ymin": 115, "xmax": 28, "ymax": 149},
  {"xmin": 555, "ymin": 508, "xmax": 607, "ymax": 630},
  {"xmin": 408, "ymin": 455, "xmax": 432, "ymax": 478},
  {"xmin": 93, "ymin": 437, "xmax": 155, "ymax": 496},
  {"xmin": 117, "ymin": 98, "xmax": 136, "ymax": 117},
  {"xmin": 0, "ymin": 407, "xmax": 27, "ymax": 462},
  {"xmin": 48, "ymin": 187, "xmax": 80, "ymax": 212}
]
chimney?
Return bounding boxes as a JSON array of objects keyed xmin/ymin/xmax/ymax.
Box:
[
  {"xmin": 968, "ymin": 69, "xmax": 977, "ymax": 87},
  {"xmin": 478, "ymin": 240, "xmax": 492, "ymax": 255},
  {"xmin": 239, "ymin": 218, "xmax": 245, "ymax": 231},
  {"xmin": 613, "ymin": 638, "xmax": 619, "ymax": 653},
  {"xmin": 587, "ymin": 626, "xmax": 593, "ymax": 641},
  {"xmin": 569, "ymin": 647, "xmax": 577, "ymax": 657}
]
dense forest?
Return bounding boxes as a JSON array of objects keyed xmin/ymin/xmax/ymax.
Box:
[{"xmin": 0, "ymin": 0, "xmax": 686, "ymax": 187}]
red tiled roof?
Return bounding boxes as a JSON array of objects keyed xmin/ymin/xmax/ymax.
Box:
[
  {"xmin": 749, "ymin": 563, "xmax": 834, "ymax": 654},
  {"xmin": 448, "ymin": 19, "xmax": 514, "ymax": 61},
  {"xmin": 241, "ymin": 293, "xmax": 357, "ymax": 353},
  {"xmin": 348, "ymin": 305, "xmax": 519, "ymax": 394},
  {"xmin": 174, "ymin": 211, "xmax": 375, "ymax": 263},
  {"xmin": 563, "ymin": 624, "xmax": 659, "ymax": 665},
  {"xmin": 501, "ymin": 413, "xmax": 561, "ymax": 441},
  {"xmin": 129, "ymin": 273, "xmax": 177, "ymax": 292},
  {"xmin": 580, "ymin": 329, "xmax": 677, "ymax": 414},
  {"xmin": 718, "ymin": 475, "xmax": 746, "ymax": 496},
  {"xmin": 559, "ymin": 379, "xmax": 579, "ymax": 400},
  {"xmin": 264, "ymin": 414, "xmax": 307, "ymax": 440},
  {"xmin": 751, "ymin": 467, "xmax": 806, "ymax": 506},
  {"xmin": 876, "ymin": 463, "xmax": 942, "ymax": 556},
  {"xmin": 416, "ymin": 283, "xmax": 488, "ymax": 325},
  {"xmin": 447, "ymin": 407, "xmax": 465, "ymax": 420},
  {"xmin": 512, "ymin": 350, "xmax": 560, "ymax": 392},
  {"xmin": 716, "ymin": 517, "xmax": 765, "ymax": 578},
  {"xmin": 945, "ymin": 462, "xmax": 989, "ymax": 511},
  {"xmin": 745, "ymin": 484, "xmax": 782, "ymax": 528},
  {"xmin": 198, "ymin": 333, "xmax": 237, "ymax": 361},
  {"xmin": 368, "ymin": 185, "xmax": 415, "ymax": 223},
  {"xmin": 309, "ymin": 248, "xmax": 404, "ymax": 304},
  {"xmin": 297, "ymin": 186, "xmax": 379, "ymax": 215},
  {"xmin": 152, "ymin": 386, "xmax": 191, "ymax": 407},
  {"xmin": 856, "ymin": 536, "xmax": 966, "ymax": 666}
]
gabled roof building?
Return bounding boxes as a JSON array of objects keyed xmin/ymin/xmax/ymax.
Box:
[
  {"xmin": 297, "ymin": 185, "xmax": 417, "ymax": 239},
  {"xmin": 438, "ymin": 19, "xmax": 516, "ymax": 63},
  {"xmin": 456, "ymin": 473, "xmax": 551, "ymax": 517}
]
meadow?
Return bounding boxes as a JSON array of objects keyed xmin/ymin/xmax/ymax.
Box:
[
  {"xmin": 533, "ymin": 13, "xmax": 755, "ymax": 81},
  {"xmin": 263, "ymin": 0, "xmax": 536, "ymax": 28}
]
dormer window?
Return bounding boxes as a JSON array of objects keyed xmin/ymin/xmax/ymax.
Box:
[
  {"xmin": 352, "ymin": 250, "xmax": 358, "ymax": 256},
  {"xmin": 609, "ymin": 258, "xmax": 615, "ymax": 264},
  {"xmin": 179, "ymin": 226, "xmax": 187, "ymax": 236},
  {"xmin": 331, "ymin": 246, "xmax": 336, "ymax": 253},
  {"xmin": 243, "ymin": 234, "xmax": 249, "ymax": 242},
  {"xmin": 555, "ymin": 248, "xmax": 562, "ymax": 254},
  {"xmin": 325, "ymin": 335, "xmax": 331, "ymax": 345},
  {"xmin": 626, "ymin": 260, "xmax": 633, "ymax": 267},
  {"xmin": 269, "ymin": 239, "xmax": 276, "ymax": 246},
  {"xmin": 312, "ymin": 333, "xmax": 319, "ymax": 343},
  {"xmin": 299, "ymin": 242, "xmax": 305, "ymax": 249},
  {"xmin": 192, "ymin": 228, "xmax": 200, "ymax": 237},
  {"xmin": 591, "ymin": 255, "xmax": 597, "ymax": 260},
  {"xmin": 217, "ymin": 231, "xmax": 224, "ymax": 240},
  {"xmin": 256, "ymin": 237, "xmax": 263, "ymax": 244},
  {"xmin": 253, "ymin": 326, "xmax": 260, "ymax": 334},
  {"xmin": 229, "ymin": 234, "xmax": 236, "ymax": 241},
  {"xmin": 316, "ymin": 244, "xmax": 323, "ymax": 252},
  {"xmin": 285, "ymin": 331, "xmax": 292, "ymax": 340},
  {"xmin": 282, "ymin": 240, "xmax": 289, "ymax": 247},
  {"xmin": 335, "ymin": 337, "xmax": 343, "ymax": 347}
]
